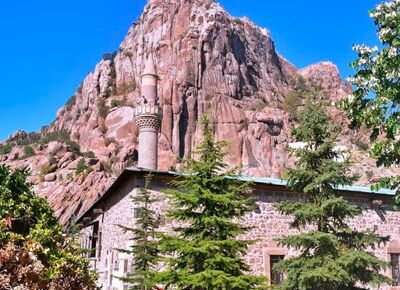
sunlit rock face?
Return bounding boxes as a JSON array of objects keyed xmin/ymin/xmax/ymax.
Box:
[{"xmin": 1, "ymin": 0, "xmax": 396, "ymax": 223}]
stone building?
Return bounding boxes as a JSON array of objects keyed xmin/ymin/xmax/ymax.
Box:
[{"xmin": 78, "ymin": 56, "xmax": 400, "ymax": 290}]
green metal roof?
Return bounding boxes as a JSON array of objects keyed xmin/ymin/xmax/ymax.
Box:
[
  {"xmin": 236, "ymin": 175, "xmax": 397, "ymax": 196},
  {"xmin": 126, "ymin": 167, "xmax": 397, "ymax": 196}
]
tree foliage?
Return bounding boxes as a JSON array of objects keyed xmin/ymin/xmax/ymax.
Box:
[
  {"xmin": 158, "ymin": 117, "xmax": 266, "ymax": 290},
  {"xmin": 274, "ymin": 99, "xmax": 389, "ymax": 290},
  {"xmin": 118, "ymin": 174, "xmax": 160, "ymax": 290},
  {"xmin": 341, "ymin": 0, "xmax": 400, "ymax": 194},
  {"xmin": 0, "ymin": 165, "xmax": 97, "ymax": 289}
]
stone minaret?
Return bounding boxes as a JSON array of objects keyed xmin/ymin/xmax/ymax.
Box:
[{"xmin": 134, "ymin": 55, "xmax": 162, "ymax": 170}]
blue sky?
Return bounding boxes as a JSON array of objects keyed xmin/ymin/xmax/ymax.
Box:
[{"xmin": 0, "ymin": 0, "xmax": 381, "ymax": 141}]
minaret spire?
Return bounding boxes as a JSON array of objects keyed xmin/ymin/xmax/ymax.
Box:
[{"xmin": 134, "ymin": 54, "xmax": 162, "ymax": 170}]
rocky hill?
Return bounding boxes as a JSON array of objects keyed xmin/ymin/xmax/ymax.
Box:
[{"xmin": 1, "ymin": 0, "xmax": 397, "ymax": 224}]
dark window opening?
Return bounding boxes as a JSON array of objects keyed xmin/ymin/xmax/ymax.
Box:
[
  {"xmin": 391, "ymin": 253, "xmax": 400, "ymax": 286},
  {"xmin": 89, "ymin": 221, "xmax": 99, "ymax": 258},
  {"xmin": 270, "ymin": 255, "xmax": 285, "ymax": 285}
]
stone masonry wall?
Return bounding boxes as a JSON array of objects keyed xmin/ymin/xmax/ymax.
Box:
[{"xmin": 80, "ymin": 175, "xmax": 400, "ymax": 290}]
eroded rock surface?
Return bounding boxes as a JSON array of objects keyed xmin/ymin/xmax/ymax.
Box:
[{"xmin": 1, "ymin": 0, "xmax": 398, "ymax": 223}]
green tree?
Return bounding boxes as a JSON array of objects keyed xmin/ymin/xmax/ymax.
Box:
[
  {"xmin": 274, "ymin": 99, "xmax": 389, "ymax": 290},
  {"xmin": 118, "ymin": 174, "xmax": 160, "ymax": 290},
  {"xmin": 0, "ymin": 165, "xmax": 97, "ymax": 289},
  {"xmin": 341, "ymin": 0, "xmax": 400, "ymax": 194},
  {"xmin": 159, "ymin": 117, "xmax": 266, "ymax": 290}
]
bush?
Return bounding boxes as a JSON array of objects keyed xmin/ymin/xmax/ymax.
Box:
[
  {"xmin": 0, "ymin": 144, "xmax": 12, "ymax": 155},
  {"xmin": 67, "ymin": 140, "xmax": 81, "ymax": 155},
  {"xmin": 103, "ymin": 162, "xmax": 113, "ymax": 175},
  {"xmin": 110, "ymin": 99, "xmax": 121, "ymax": 108},
  {"xmin": 23, "ymin": 145, "xmax": 35, "ymax": 158},
  {"xmin": 83, "ymin": 151, "xmax": 95, "ymax": 158},
  {"xmin": 0, "ymin": 165, "xmax": 97, "ymax": 289},
  {"xmin": 39, "ymin": 131, "xmax": 81, "ymax": 155},
  {"xmin": 76, "ymin": 159, "xmax": 92, "ymax": 175},
  {"xmin": 102, "ymin": 53, "xmax": 112, "ymax": 61},
  {"xmin": 39, "ymin": 163, "xmax": 55, "ymax": 181},
  {"xmin": 98, "ymin": 99, "xmax": 109, "ymax": 119},
  {"xmin": 110, "ymin": 97, "xmax": 128, "ymax": 108},
  {"xmin": 39, "ymin": 131, "xmax": 71, "ymax": 145},
  {"xmin": 65, "ymin": 95, "xmax": 76, "ymax": 111},
  {"xmin": 13, "ymin": 132, "xmax": 41, "ymax": 146}
]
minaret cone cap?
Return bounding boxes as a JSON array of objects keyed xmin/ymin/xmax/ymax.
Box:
[{"xmin": 142, "ymin": 55, "xmax": 157, "ymax": 77}]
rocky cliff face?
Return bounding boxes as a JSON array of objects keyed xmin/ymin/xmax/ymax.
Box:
[{"xmin": 1, "ymin": 0, "xmax": 397, "ymax": 223}]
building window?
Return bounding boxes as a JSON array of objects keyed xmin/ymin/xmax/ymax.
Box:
[
  {"xmin": 89, "ymin": 221, "xmax": 99, "ymax": 258},
  {"xmin": 270, "ymin": 255, "xmax": 284, "ymax": 285},
  {"xmin": 391, "ymin": 253, "xmax": 400, "ymax": 286}
]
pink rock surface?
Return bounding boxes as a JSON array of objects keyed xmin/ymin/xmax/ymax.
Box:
[{"xmin": 0, "ymin": 0, "xmax": 397, "ymax": 223}]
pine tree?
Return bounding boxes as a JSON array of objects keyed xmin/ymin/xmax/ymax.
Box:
[
  {"xmin": 118, "ymin": 174, "xmax": 160, "ymax": 290},
  {"xmin": 158, "ymin": 116, "xmax": 266, "ymax": 290},
  {"xmin": 274, "ymin": 99, "xmax": 390, "ymax": 290}
]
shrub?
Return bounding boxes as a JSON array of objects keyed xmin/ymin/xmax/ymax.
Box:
[
  {"xmin": 76, "ymin": 159, "xmax": 92, "ymax": 175},
  {"xmin": 39, "ymin": 131, "xmax": 71, "ymax": 145},
  {"xmin": 98, "ymin": 99, "xmax": 109, "ymax": 119},
  {"xmin": 39, "ymin": 131, "xmax": 81, "ymax": 155},
  {"xmin": 102, "ymin": 53, "xmax": 112, "ymax": 61},
  {"xmin": 110, "ymin": 99, "xmax": 122, "ymax": 108},
  {"xmin": 103, "ymin": 162, "xmax": 113, "ymax": 175},
  {"xmin": 0, "ymin": 144, "xmax": 12, "ymax": 155},
  {"xmin": 39, "ymin": 163, "xmax": 55, "ymax": 181},
  {"xmin": 67, "ymin": 140, "xmax": 81, "ymax": 155},
  {"xmin": 48, "ymin": 153, "xmax": 57, "ymax": 165},
  {"xmin": 13, "ymin": 132, "xmax": 41, "ymax": 146},
  {"xmin": 65, "ymin": 95, "xmax": 76, "ymax": 111},
  {"xmin": 41, "ymin": 125, "xmax": 49, "ymax": 133},
  {"xmin": 23, "ymin": 145, "xmax": 35, "ymax": 158},
  {"xmin": 77, "ymin": 82, "xmax": 83, "ymax": 94},
  {"xmin": 83, "ymin": 151, "xmax": 95, "ymax": 158}
]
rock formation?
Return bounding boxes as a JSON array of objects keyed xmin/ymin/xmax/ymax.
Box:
[{"xmin": 1, "ymin": 0, "xmax": 398, "ymax": 223}]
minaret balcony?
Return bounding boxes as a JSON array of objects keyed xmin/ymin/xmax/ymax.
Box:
[{"xmin": 134, "ymin": 104, "xmax": 163, "ymax": 119}]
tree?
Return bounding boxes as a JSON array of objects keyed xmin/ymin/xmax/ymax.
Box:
[
  {"xmin": 341, "ymin": 0, "xmax": 400, "ymax": 194},
  {"xmin": 274, "ymin": 99, "xmax": 389, "ymax": 290},
  {"xmin": 0, "ymin": 165, "xmax": 97, "ymax": 289},
  {"xmin": 158, "ymin": 117, "xmax": 266, "ymax": 290},
  {"xmin": 118, "ymin": 174, "xmax": 160, "ymax": 290}
]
